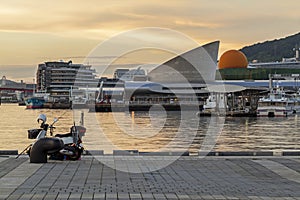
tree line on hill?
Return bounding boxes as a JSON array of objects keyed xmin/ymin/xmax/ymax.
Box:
[{"xmin": 240, "ymin": 32, "xmax": 300, "ymax": 63}]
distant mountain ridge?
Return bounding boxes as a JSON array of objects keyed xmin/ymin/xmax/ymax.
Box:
[{"xmin": 240, "ymin": 32, "xmax": 300, "ymax": 63}]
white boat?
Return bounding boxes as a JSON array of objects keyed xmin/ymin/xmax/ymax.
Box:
[
  {"xmin": 71, "ymin": 96, "xmax": 89, "ymax": 108},
  {"xmin": 70, "ymin": 86, "xmax": 98, "ymax": 109},
  {"xmin": 203, "ymin": 93, "xmax": 228, "ymax": 112},
  {"xmin": 291, "ymin": 90, "xmax": 300, "ymax": 113},
  {"xmin": 257, "ymin": 88, "xmax": 295, "ymax": 117}
]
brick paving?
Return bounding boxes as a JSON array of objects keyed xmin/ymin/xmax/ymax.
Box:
[{"xmin": 1, "ymin": 156, "xmax": 300, "ymax": 199}]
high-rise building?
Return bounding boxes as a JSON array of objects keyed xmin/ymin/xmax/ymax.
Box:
[{"xmin": 36, "ymin": 60, "xmax": 98, "ymax": 101}]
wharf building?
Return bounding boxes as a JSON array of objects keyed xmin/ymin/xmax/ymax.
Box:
[
  {"xmin": 95, "ymin": 41, "xmax": 222, "ymax": 112},
  {"xmin": 36, "ymin": 61, "xmax": 98, "ymax": 103}
]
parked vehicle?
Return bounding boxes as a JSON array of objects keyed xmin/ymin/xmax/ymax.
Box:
[{"xmin": 25, "ymin": 114, "xmax": 86, "ymax": 163}]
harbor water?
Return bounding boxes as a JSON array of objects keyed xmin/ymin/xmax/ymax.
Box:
[{"xmin": 1, "ymin": 104, "xmax": 300, "ymax": 153}]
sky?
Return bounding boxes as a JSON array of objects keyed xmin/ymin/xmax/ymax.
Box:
[{"xmin": 0, "ymin": 0, "xmax": 299, "ymax": 82}]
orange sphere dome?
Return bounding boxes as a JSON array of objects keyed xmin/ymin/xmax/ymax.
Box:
[{"xmin": 218, "ymin": 50, "xmax": 248, "ymax": 69}]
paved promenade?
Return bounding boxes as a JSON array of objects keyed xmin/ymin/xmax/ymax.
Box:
[{"xmin": 1, "ymin": 155, "xmax": 300, "ymax": 199}]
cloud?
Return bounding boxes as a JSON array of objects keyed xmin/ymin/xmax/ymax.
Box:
[
  {"xmin": 0, "ymin": 65, "xmax": 36, "ymax": 82},
  {"xmin": 174, "ymin": 20, "xmax": 220, "ymax": 29},
  {"xmin": 0, "ymin": 0, "xmax": 299, "ymax": 68},
  {"xmin": 0, "ymin": 0, "xmax": 298, "ymax": 39}
]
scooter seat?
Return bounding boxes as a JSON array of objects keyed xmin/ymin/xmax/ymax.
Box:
[{"xmin": 55, "ymin": 133, "xmax": 72, "ymax": 138}]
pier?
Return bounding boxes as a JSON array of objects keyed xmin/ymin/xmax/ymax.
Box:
[{"xmin": 1, "ymin": 154, "xmax": 300, "ymax": 199}]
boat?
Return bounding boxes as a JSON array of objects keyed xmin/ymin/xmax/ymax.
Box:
[
  {"xmin": 18, "ymin": 101, "xmax": 26, "ymax": 106},
  {"xmin": 202, "ymin": 94, "xmax": 227, "ymax": 114},
  {"xmin": 257, "ymin": 88, "xmax": 295, "ymax": 117},
  {"xmin": 290, "ymin": 90, "xmax": 300, "ymax": 113},
  {"xmin": 71, "ymin": 97, "xmax": 89, "ymax": 109},
  {"xmin": 25, "ymin": 97, "xmax": 45, "ymax": 109},
  {"xmin": 92, "ymin": 100, "xmax": 114, "ymax": 112},
  {"xmin": 24, "ymin": 92, "xmax": 50, "ymax": 109},
  {"xmin": 43, "ymin": 99, "xmax": 71, "ymax": 109}
]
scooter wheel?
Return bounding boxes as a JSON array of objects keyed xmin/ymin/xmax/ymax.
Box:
[{"xmin": 64, "ymin": 146, "xmax": 82, "ymax": 161}]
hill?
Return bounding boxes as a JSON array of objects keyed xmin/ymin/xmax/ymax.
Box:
[{"xmin": 240, "ymin": 32, "xmax": 300, "ymax": 63}]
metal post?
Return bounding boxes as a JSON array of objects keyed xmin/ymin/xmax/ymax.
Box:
[
  {"xmin": 80, "ymin": 111, "xmax": 84, "ymax": 126},
  {"xmin": 268, "ymin": 74, "xmax": 273, "ymax": 89}
]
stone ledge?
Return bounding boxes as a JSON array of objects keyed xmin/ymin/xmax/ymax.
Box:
[
  {"xmin": 139, "ymin": 151, "xmax": 189, "ymax": 156},
  {"xmin": 282, "ymin": 151, "xmax": 300, "ymax": 156},
  {"xmin": 113, "ymin": 150, "xmax": 139, "ymax": 155},
  {"xmin": 84, "ymin": 150, "xmax": 104, "ymax": 155},
  {"xmin": 0, "ymin": 150, "xmax": 18, "ymax": 155}
]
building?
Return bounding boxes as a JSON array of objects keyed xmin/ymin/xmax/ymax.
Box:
[
  {"xmin": 0, "ymin": 76, "xmax": 34, "ymax": 102},
  {"xmin": 113, "ymin": 69, "xmax": 129, "ymax": 79},
  {"xmin": 36, "ymin": 61, "xmax": 98, "ymax": 102},
  {"xmin": 148, "ymin": 41, "xmax": 219, "ymax": 83},
  {"xmin": 91, "ymin": 41, "xmax": 220, "ymax": 112},
  {"xmin": 114, "ymin": 68, "xmax": 147, "ymax": 81},
  {"xmin": 122, "ymin": 41, "xmax": 220, "ymax": 111}
]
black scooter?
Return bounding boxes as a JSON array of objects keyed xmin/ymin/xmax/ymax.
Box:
[{"xmin": 23, "ymin": 114, "xmax": 86, "ymax": 163}]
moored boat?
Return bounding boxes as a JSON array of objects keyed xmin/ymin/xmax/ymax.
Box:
[
  {"xmin": 25, "ymin": 97, "xmax": 45, "ymax": 109},
  {"xmin": 291, "ymin": 91, "xmax": 300, "ymax": 113},
  {"xmin": 257, "ymin": 88, "xmax": 295, "ymax": 117}
]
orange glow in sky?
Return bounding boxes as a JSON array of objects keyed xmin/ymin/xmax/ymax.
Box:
[{"xmin": 0, "ymin": 0, "xmax": 299, "ymax": 81}]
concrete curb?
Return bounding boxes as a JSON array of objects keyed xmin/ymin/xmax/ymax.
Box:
[
  {"xmin": 4, "ymin": 150, "xmax": 300, "ymax": 156},
  {"xmin": 83, "ymin": 150, "xmax": 300, "ymax": 156},
  {"xmin": 0, "ymin": 150, "xmax": 18, "ymax": 155},
  {"xmin": 83, "ymin": 150, "xmax": 104, "ymax": 155}
]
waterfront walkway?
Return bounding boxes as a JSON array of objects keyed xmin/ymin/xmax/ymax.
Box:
[{"xmin": 1, "ymin": 155, "xmax": 300, "ymax": 199}]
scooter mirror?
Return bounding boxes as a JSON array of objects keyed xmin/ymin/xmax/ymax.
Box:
[{"xmin": 53, "ymin": 118, "xmax": 58, "ymax": 123}]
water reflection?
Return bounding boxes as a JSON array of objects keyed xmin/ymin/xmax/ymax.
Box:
[
  {"xmin": 216, "ymin": 116, "xmax": 300, "ymax": 151},
  {"xmin": 1, "ymin": 104, "xmax": 300, "ymax": 153}
]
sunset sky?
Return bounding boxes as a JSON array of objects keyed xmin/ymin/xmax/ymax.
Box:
[{"xmin": 0, "ymin": 0, "xmax": 299, "ymax": 81}]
